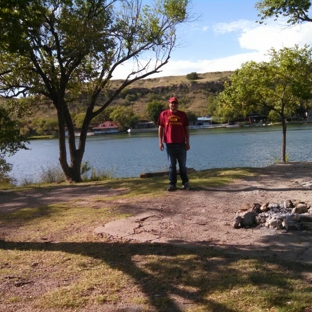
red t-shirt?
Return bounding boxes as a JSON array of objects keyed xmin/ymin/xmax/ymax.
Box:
[{"xmin": 158, "ymin": 110, "xmax": 189, "ymax": 143}]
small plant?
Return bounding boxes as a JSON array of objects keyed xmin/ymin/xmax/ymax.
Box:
[
  {"xmin": 273, "ymin": 154, "xmax": 289, "ymax": 163},
  {"xmin": 81, "ymin": 161, "xmax": 114, "ymax": 181},
  {"xmin": 83, "ymin": 168, "xmax": 114, "ymax": 181},
  {"xmin": 0, "ymin": 157, "xmax": 13, "ymax": 184},
  {"xmin": 39, "ymin": 165, "xmax": 66, "ymax": 183},
  {"xmin": 186, "ymin": 72, "xmax": 199, "ymax": 80},
  {"xmin": 81, "ymin": 161, "xmax": 91, "ymax": 175},
  {"xmin": 21, "ymin": 177, "xmax": 35, "ymax": 186},
  {"xmin": 273, "ymin": 155, "xmax": 279, "ymax": 163}
]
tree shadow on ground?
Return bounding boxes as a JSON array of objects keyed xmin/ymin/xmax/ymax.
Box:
[
  {"xmin": 1, "ymin": 235, "xmax": 311, "ymax": 312},
  {"xmin": 1, "ymin": 163, "xmax": 312, "ymax": 310}
]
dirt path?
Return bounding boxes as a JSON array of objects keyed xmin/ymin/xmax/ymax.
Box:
[
  {"xmin": 93, "ymin": 163, "xmax": 312, "ymax": 265},
  {"xmin": 1, "ymin": 162, "xmax": 312, "ymax": 265}
]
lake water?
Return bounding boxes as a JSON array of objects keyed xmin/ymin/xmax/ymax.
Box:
[{"xmin": 5, "ymin": 123, "xmax": 312, "ymax": 185}]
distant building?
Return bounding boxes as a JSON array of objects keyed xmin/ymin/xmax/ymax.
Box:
[
  {"xmin": 196, "ymin": 116, "xmax": 212, "ymax": 125},
  {"xmin": 247, "ymin": 114, "xmax": 267, "ymax": 124},
  {"xmin": 135, "ymin": 120, "xmax": 155, "ymax": 129},
  {"xmin": 92, "ymin": 121, "xmax": 119, "ymax": 134},
  {"xmin": 189, "ymin": 116, "xmax": 212, "ymax": 129},
  {"xmin": 189, "ymin": 116, "xmax": 213, "ymax": 129}
]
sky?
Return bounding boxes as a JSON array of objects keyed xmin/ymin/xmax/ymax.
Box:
[{"xmin": 113, "ymin": 0, "xmax": 312, "ymax": 79}]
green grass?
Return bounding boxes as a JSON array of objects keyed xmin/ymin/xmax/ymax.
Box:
[{"xmin": 1, "ymin": 169, "xmax": 311, "ymax": 312}]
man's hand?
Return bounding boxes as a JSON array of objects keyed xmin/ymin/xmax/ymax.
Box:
[
  {"xmin": 158, "ymin": 126, "xmax": 164, "ymax": 151},
  {"xmin": 185, "ymin": 143, "xmax": 190, "ymax": 151}
]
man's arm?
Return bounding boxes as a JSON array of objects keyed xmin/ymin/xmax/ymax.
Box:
[{"xmin": 158, "ymin": 126, "xmax": 164, "ymax": 151}]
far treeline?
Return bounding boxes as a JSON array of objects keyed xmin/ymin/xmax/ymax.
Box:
[
  {"xmin": 2, "ymin": 0, "xmax": 312, "ymax": 183},
  {"xmin": 1, "ymin": 66, "xmax": 311, "ymax": 137},
  {"xmin": 1, "ymin": 71, "xmax": 232, "ymax": 137}
]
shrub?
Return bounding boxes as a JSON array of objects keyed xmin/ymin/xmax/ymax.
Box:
[
  {"xmin": 39, "ymin": 165, "xmax": 65, "ymax": 183},
  {"xmin": 186, "ymin": 72, "xmax": 199, "ymax": 80}
]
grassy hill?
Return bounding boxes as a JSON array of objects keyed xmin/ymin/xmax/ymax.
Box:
[
  {"xmin": 109, "ymin": 71, "xmax": 232, "ymax": 118},
  {"xmin": 1, "ymin": 71, "xmax": 233, "ymax": 135}
]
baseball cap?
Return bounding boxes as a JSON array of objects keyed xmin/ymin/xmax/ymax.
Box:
[{"xmin": 169, "ymin": 97, "xmax": 178, "ymax": 103}]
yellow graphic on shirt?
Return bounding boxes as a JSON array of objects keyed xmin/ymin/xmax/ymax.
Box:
[{"xmin": 166, "ymin": 114, "xmax": 182, "ymax": 126}]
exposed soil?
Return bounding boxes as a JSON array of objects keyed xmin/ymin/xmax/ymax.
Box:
[{"xmin": 1, "ymin": 162, "xmax": 312, "ymax": 264}]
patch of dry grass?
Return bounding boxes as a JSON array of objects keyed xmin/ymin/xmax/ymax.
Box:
[{"xmin": 111, "ymin": 71, "xmax": 232, "ymax": 89}]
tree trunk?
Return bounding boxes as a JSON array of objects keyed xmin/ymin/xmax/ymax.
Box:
[
  {"xmin": 55, "ymin": 87, "xmax": 97, "ymax": 183},
  {"xmin": 57, "ymin": 100, "xmax": 85, "ymax": 183},
  {"xmin": 281, "ymin": 116, "xmax": 287, "ymax": 162},
  {"xmin": 58, "ymin": 135, "xmax": 84, "ymax": 183}
]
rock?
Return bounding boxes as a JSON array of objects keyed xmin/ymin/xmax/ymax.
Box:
[
  {"xmin": 237, "ymin": 203, "xmax": 251, "ymax": 212},
  {"xmin": 235, "ymin": 199, "xmax": 312, "ymax": 231},
  {"xmin": 292, "ymin": 202, "xmax": 309, "ymax": 214},
  {"xmin": 265, "ymin": 216, "xmax": 283, "ymax": 230},
  {"xmin": 260, "ymin": 202, "xmax": 269, "ymax": 211},
  {"xmin": 282, "ymin": 214, "xmax": 302, "ymax": 231},
  {"xmin": 233, "ymin": 216, "xmax": 242, "ymax": 229},
  {"xmin": 268, "ymin": 203, "xmax": 280, "ymax": 209},
  {"xmin": 296, "ymin": 202, "xmax": 309, "ymax": 208},
  {"xmin": 233, "ymin": 211, "xmax": 257, "ymax": 228},
  {"xmin": 284, "ymin": 200, "xmax": 295, "ymax": 208},
  {"xmin": 252, "ymin": 203, "xmax": 262, "ymax": 213},
  {"xmin": 255, "ymin": 214, "xmax": 267, "ymax": 225}
]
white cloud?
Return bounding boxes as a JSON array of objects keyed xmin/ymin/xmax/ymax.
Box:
[
  {"xmin": 213, "ymin": 20, "xmax": 253, "ymax": 34},
  {"xmin": 111, "ymin": 52, "xmax": 269, "ymax": 80},
  {"xmin": 239, "ymin": 19, "xmax": 312, "ymax": 52},
  {"xmin": 212, "ymin": 17, "xmax": 312, "ymax": 54},
  {"xmin": 112, "ymin": 18, "xmax": 312, "ymax": 80},
  {"xmin": 148, "ymin": 52, "xmax": 270, "ymax": 78}
]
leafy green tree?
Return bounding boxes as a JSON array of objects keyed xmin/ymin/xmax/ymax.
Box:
[
  {"xmin": 0, "ymin": 106, "xmax": 27, "ymax": 155},
  {"xmin": 256, "ymin": 0, "xmax": 312, "ymax": 25},
  {"xmin": 256, "ymin": 0, "xmax": 312, "ymax": 115},
  {"xmin": 186, "ymin": 111, "xmax": 197, "ymax": 123},
  {"xmin": 216, "ymin": 46, "xmax": 312, "ymax": 162},
  {"xmin": 92, "ymin": 107, "xmax": 114, "ymax": 125},
  {"xmin": 110, "ymin": 106, "xmax": 139, "ymax": 131},
  {"xmin": 0, "ymin": 0, "xmax": 190, "ymax": 182},
  {"xmin": 125, "ymin": 94, "xmax": 138, "ymax": 102},
  {"xmin": 207, "ymin": 95, "xmax": 218, "ymax": 116},
  {"xmin": 73, "ymin": 113, "xmax": 87, "ymax": 130},
  {"xmin": 146, "ymin": 101, "xmax": 165, "ymax": 124},
  {"xmin": 44, "ymin": 118, "xmax": 58, "ymax": 135},
  {"xmin": 30, "ymin": 117, "xmax": 58, "ymax": 135},
  {"xmin": 0, "ymin": 106, "xmax": 28, "ymax": 181}
]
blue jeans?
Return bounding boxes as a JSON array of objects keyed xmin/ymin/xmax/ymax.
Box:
[{"xmin": 166, "ymin": 143, "xmax": 189, "ymax": 185}]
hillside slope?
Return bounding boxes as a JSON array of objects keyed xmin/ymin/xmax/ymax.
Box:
[
  {"xmin": 109, "ymin": 71, "xmax": 232, "ymax": 117},
  {"xmin": 1, "ymin": 71, "xmax": 232, "ymax": 135}
]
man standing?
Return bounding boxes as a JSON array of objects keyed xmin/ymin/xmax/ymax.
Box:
[{"xmin": 158, "ymin": 97, "xmax": 191, "ymax": 191}]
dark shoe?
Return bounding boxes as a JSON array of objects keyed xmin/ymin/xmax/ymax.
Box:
[
  {"xmin": 182, "ymin": 182, "xmax": 191, "ymax": 190},
  {"xmin": 167, "ymin": 184, "xmax": 177, "ymax": 191}
]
